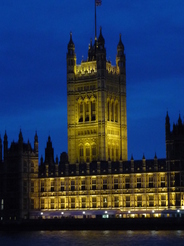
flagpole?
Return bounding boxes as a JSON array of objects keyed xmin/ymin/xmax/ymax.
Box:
[{"xmin": 95, "ymin": 0, "xmax": 97, "ymax": 40}]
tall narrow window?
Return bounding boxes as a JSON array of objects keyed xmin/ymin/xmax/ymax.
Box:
[
  {"xmin": 61, "ymin": 181, "xmax": 65, "ymax": 191},
  {"xmin": 86, "ymin": 147, "xmax": 90, "ymax": 162},
  {"xmin": 103, "ymin": 197, "xmax": 108, "ymax": 208},
  {"xmin": 108, "ymin": 146, "xmax": 111, "ymax": 160},
  {"xmin": 137, "ymin": 196, "xmax": 142, "ymax": 207},
  {"xmin": 85, "ymin": 102, "xmax": 89, "ymax": 121},
  {"xmin": 51, "ymin": 181, "xmax": 54, "ymax": 192},
  {"xmin": 149, "ymin": 176, "xmax": 153, "ymax": 188},
  {"xmin": 81, "ymin": 180, "xmax": 86, "ymax": 190},
  {"xmin": 41, "ymin": 181, "xmax": 44, "ymax": 192},
  {"xmin": 111, "ymin": 101, "xmax": 114, "ymax": 121},
  {"xmin": 107, "ymin": 101, "xmax": 110, "ymax": 121},
  {"xmin": 82, "ymin": 198, "xmax": 86, "ymax": 208},
  {"xmin": 114, "ymin": 197, "xmax": 119, "ymax": 207},
  {"xmin": 91, "ymin": 101, "xmax": 96, "ymax": 121},
  {"xmin": 61, "ymin": 198, "xmax": 65, "ymax": 209},
  {"xmin": 112, "ymin": 148, "xmax": 114, "ymax": 161},
  {"xmin": 115, "ymin": 102, "xmax": 118, "ymax": 122},
  {"xmin": 79, "ymin": 146, "xmax": 84, "ymax": 163},
  {"xmin": 71, "ymin": 180, "xmax": 75, "ymax": 191},
  {"xmin": 51, "ymin": 199, "xmax": 54, "ymax": 209},
  {"xmin": 92, "ymin": 145, "xmax": 96, "ymax": 161},
  {"xmin": 71, "ymin": 198, "xmax": 75, "ymax": 208},
  {"xmin": 41, "ymin": 199, "xmax": 44, "ymax": 209},
  {"xmin": 103, "ymin": 179, "xmax": 107, "ymax": 190},
  {"xmin": 1, "ymin": 199, "xmax": 4, "ymax": 210},
  {"xmin": 116, "ymin": 148, "xmax": 119, "ymax": 161},
  {"xmin": 79, "ymin": 102, "xmax": 83, "ymax": 122},
  {"xmin": 31, "ymin": 181, "xmax": 34, "ymax": 193},
  {"xmin": 114, "ymin": 178, "xmax": 119, "ymax": 189},
  {"xmin": 92, "ymin": 179, "xmax": 96, "ymax": 190},
  {"xmin": 92, "ymin": 197, "xmax": 96, "ymax": 208}
]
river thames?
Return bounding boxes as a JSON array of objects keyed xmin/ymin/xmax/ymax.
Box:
[{"xmin": 0, "ymin": 230, "xmax": 184, "ymax": 246}]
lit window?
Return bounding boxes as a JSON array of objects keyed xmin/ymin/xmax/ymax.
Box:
[
  {"xmin": 41, "ymin": 181, "xmax": 44, "ymax": 192},
  {"xmin": 91, "ymin": 101, "xmax": 96, "ymax": 121},
  {"xmin": 31, "ymin": 181, "xmax": 34, "ymax": 193},
  {"xmin": 51, "ymin": 181, "xmax": 54, "ymax": 192},
  {"xmin": 71, "ymin": 180, "xmax": 75, "ymax": 191},
  {"xmin": 111, "ymin": 101, "xmax": 114, "ymax": 121},
  {"xmin": 71, "ymin": 198, "xmax": 75, "ymax": 208},
  {"xmin": 51, "ymin": 199, "xmax": 54, "ymax": 209},
  {"xmin": 86, "ymin": 147, "xmax": 90, "ymax": 162},
  {"xmin": 61, "ymin": 181, "xmax": 65, "ymax": 191},
  {"xmin": 1, "ymin": 199, "xmax": 4, "ymax": 210},
  {"xmin": 115, "ymin": 102, "xmax": 118, "ymax": 122},
  {"xmin": 61, "ymin": 198, "xmax": 65, "ymax": 209}
]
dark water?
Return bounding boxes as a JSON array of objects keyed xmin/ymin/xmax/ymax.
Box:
[{"xmin": 0, "ymin": 230, "xmax": 184, "ymax": 246}]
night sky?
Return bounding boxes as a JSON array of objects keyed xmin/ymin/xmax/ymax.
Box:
[{"xmin": 0, "ymin": 0, "xmax": 184, "ymax": 161}]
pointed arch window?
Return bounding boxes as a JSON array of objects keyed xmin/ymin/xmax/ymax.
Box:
[
  {"xmin": 115, "ymin": 102, "xmax": 118, "ymax": 122},
  {"xmin": 111, "ymin": 101, "xmax": 114, "ymax": 122},
  {"xmin": 112, "ymin": 147, "xmax": 115, "ymax": 161},
  {"xmin": 91, "ymin": 101, "xmax": 96, "ymax": 121},
  {"xmin": 85, "ymin": 146, "xmax": 90, "ymax": 162},
  {"xmin": 108, "ymin": 145, "xmax": 111, "ymax": 160},
  {"xmin": 107, "ymin": 101, "xmax": 110, "ymax": 121},
  {"xmin": 116, "ymin": 147, "xmax": 119, "ymax": 161},
  {"xmin": 79, "ymin": 145, "xmax": 84, "ymax": 163},
  {"xmin": 92, "ymin": 144, "xmax": 97, "ymax": 161},
  {"xmin": 85, "ymin": 101, "xmax": 89, "ymax": 122},
  {"xmin": 79, "ymin": 102, "xmax": 83, "ymax": 122}
]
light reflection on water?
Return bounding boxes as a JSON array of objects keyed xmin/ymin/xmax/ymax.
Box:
[{"xmin": 0, "ymin": 230, "xmax": 184, "ymax": 246}]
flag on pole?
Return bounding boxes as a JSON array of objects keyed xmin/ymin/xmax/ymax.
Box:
[{"xmin": 96, "ymin": 0, "xmax": 102, "ymax": 6}]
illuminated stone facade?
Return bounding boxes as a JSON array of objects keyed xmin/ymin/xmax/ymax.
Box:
[
  {"xmin": 67, "ymin": 29, "xmax": 127, "ymax": 164},
  {"xmin": 0, "ymin": 32, "xmax": 184, "ymax": 221}
]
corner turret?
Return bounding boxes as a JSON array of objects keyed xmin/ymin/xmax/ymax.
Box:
[
  {"xmin": 67, "ymin": 32, "xmax": 76, "ymax": 76},
  {"xmin": 34, "ymin": 131, "xmax": 38, "ymax": 155},
  {"xmin": 116, "ymin": 34, "xmax": 126, "ymax": 74},
  {"xmin": 96, "ymin": 27, "xmax": 106, "ymax": 70},
  {"xmin": 45, "ymin": 136, "xmax": 54, "ymax": 165},
  {"xmin": 165, "ymin": 111, "xmax": 170, "ymax": 140}
]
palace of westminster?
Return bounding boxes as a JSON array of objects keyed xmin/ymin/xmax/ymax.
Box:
[{"xmin": 0, "ymin": 28, "xmax": 184, "ymax": 221}]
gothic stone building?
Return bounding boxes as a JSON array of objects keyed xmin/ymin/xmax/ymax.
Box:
[{"xmin": 0, "ymin": 30, "xmax": 184, "ymax": 221}]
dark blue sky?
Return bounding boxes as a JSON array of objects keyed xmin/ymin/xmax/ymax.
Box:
[{"xmin": 0, "ymin": 0, "xmax": 184, "ymax": 161}]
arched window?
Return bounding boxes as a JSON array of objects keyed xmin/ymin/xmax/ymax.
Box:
[
  {"xmin": 112, "ymin": 147, "xmax": 115, "ymax": 161},
  {"xmin": 111, "ymin": 101, "xmax": 114, "ymax": 122},
  {"xmin": 85, "ymin": 145, "xmax": 90, "ymax": 162},
  {"xmin": 116, "ymin": 147, "xmax": 119, "ymax": 161},
  {"xmin": 91, "ymin": 101, "xmax": 96, "ymax": 121},
  {"xmin": 79, "ymin": 102, "xmax": 83, "ymax": 122},
  {"xmin": 115, "ymin": 102, "xmax": 118, "ymax": 122},
  {"xmin": 107, "ymin": 101, "xmax": 110, "ymax": 121},
  {"xmin": 85, "ymin": 101, "xmax": 89, "ymax": 122},
  {"xmin": 92, "ymin": 144, "xmax": 97, "ymax": 161},
  {"xmin": 79, "ymin": 145, "xmax": 84, "ymax": 163},
  {"xmin": 108, "ymin": 145, "xmax": 111, "ymax": 160}
]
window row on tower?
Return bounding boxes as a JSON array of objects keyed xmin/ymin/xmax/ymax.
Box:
[
  {"xmin": 108, "ymin": 145, "xmax": 119, "ymax": 161},
  {"xmin": 79, "ymin": 144, "xmax": 97, "ymax": 163},
  {"xmin": 107, "ymin": 100, "xmax": 119, "ymax": 122},
  {"xmin": 78, "ymin": 100, "xmax": 96, "ymax": 123}
]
